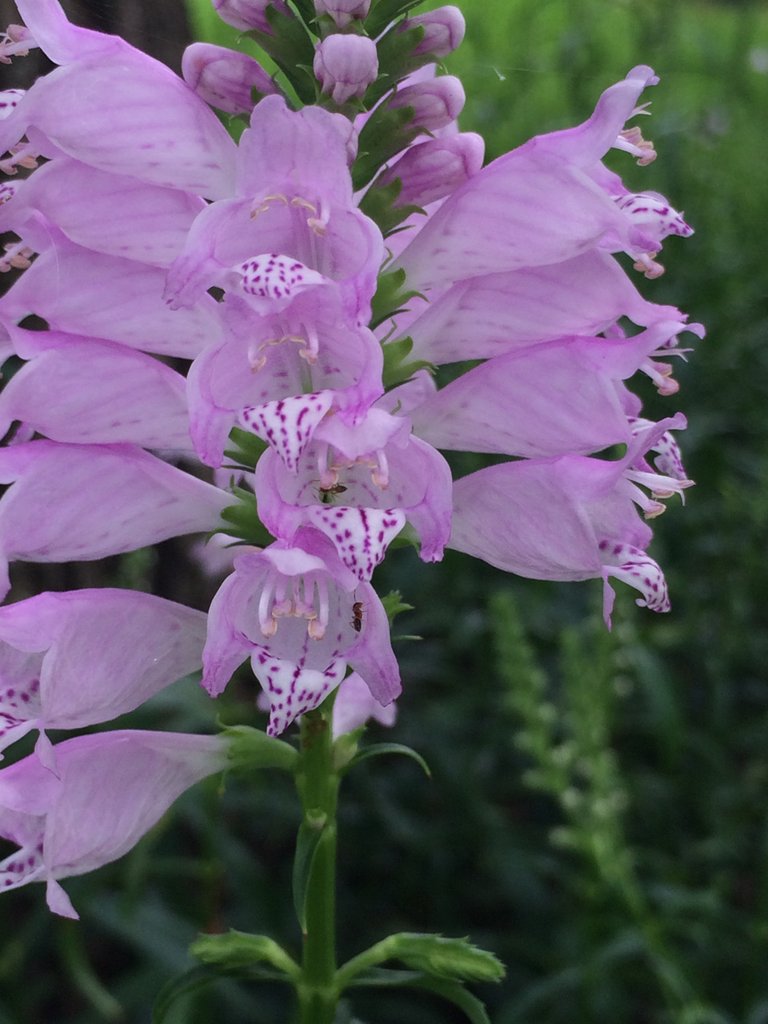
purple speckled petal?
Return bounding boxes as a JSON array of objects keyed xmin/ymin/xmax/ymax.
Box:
[
  {"xmin": 240, "ymin": 392, "xmax": 335, "ymax": 472},
  {"xmin": 305, "ymin": 505, "xmax": 406, "ymax": 580},
  {"xmin": 228, "ymin": 253, "xmax": 327, "ymax": 313},
  {"xmin": 251, "ymin": 647, "xmax": 346, "ymax": 736}
]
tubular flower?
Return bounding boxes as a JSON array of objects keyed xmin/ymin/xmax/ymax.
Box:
[
  {"xmin": 393, "ymin": 66, "xmax": 690, "ymax": 293},
  {"xmin": 0, "ymin": 730, "xmax": 227, "ymax": 918},
  {"xmin": 0, "ymin": 591, "xmax": 207, "ymax": 769},
  {"xmin": 0, "ymin": 0, "xmax": 698, "ymax": 819},
  {"xmin": 203, "ymin": 529, "xmax": 400, "ymax": 735}
]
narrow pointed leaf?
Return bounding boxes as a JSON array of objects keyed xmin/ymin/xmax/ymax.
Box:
[{"xmin": 348, "ymin": 742, "xmax": 431, "ymax": 778}]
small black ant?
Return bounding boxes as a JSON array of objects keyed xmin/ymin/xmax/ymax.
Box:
[{"xmin": 351, "ymin": 601, "xmax": 363, "ymax": 633}]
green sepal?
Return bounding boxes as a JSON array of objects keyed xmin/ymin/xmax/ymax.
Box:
[
  {"xmin": 332, "ymin": 726, "xmax": 365, "ymax": 773},
  {"xmin": 370, "ymin": 268, "xmax": 424, "ymax": 330},
  {"xmin": 190, "ymin": 930, "xmax": 301, "ymax": 981},
  {"xmin": 364, "ymin": 23, "xmax": 426, "ymax": 107},
  {"xmin": 358, "ymin": 177, "xmax": 424, "ymax": 237},
  {"xmin": 373, "ymin": 934, "xmax": 505, "ymax": 983},
  {"xmin": 224, "ymin": 724, "xmax": 299, "ymax": 773},
  {"xmin": 384, "ymin": 523, "xmax": 420, "ymax": 553},
  {"xmin": 218, "ymin": 486, "xmax": 274, "ymax": 546},
  {"xmin": 366, "ymin": 0, "xmax": 424, "ymax": 38},
  {"xmin": 353, "ymin": 104, "xmax": 423, "ymax": 190},
  {"xmin": 347, "ymin": 742, "xmax": 431, "ymax": 778},
  {"xmin": 382, "ymin": 335, "xmax": 434, "ymax": 389},
  {"xmin": 223, "ymin": 426, "xmax": 268, "ymax": 472},
  {"xmin": 380, "ymin": 590, "xmax": 415, "ymax": 624},
  {"xmin": 292, "ymin": 819, "xmax": 329, "ymax": 932},
  {"xmin": 246, "ymin": 6, "xmax": 317, "ymax": 103}
]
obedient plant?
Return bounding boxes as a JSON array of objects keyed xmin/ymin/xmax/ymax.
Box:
[{"xmin": 0, "ymin": 0, "xmax": 699, "ymax": 1018}]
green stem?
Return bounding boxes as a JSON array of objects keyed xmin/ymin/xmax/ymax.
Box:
[{"xmin": 295, "ymin": 707, "xmax": 340, "ymax": 1024}]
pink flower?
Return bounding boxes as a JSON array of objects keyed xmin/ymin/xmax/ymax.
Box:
[
  {"xmin": 0, "ymin": 730, "xmax": 227, "ymax": 918},
  {"xmin": 394, "ymin": 66, "xmax": 691, "ymax": 293},
  {"xmin": 203, "ymin": 528, "xmax": 400, "ymax": 735},
  {"xmin": 314, "ymin": 35, "xmax": 379, "ymax": 105},
  {"xmin": 0, "ymin": 590, "xmax": 207, "ymax": 770}
]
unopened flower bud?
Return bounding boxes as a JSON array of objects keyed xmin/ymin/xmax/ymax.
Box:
[
  {"xmin": 212, "ymin": 0, "xmax": 290, "ymax": 34},
  {"xmin": 182, "ymin": 43, "xmax": 277, "ymax": 114},
  {"xmin": 387, "ymin": 74, "xmax": 465, "ymax": 132},
  {"xmin": 314, "ymin": 35, "xmax": 378, "ymax": 105},
  {"xmin": 378, "ymin": 131, "xmax": 484, "ymax": 208},
  {"xmin": 401, "ymin": 6, "xmax": 465, "ymax": 58},
  {"xmin": 313, "ymin": 0, "xmax": 371, "ymax": 28}
]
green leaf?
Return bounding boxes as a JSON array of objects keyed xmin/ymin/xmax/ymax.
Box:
[
  {"xmin": 288, "ymin": 0, "xmax": 317, "ymax": 27},
  {"xmin": 381, "ymin": 934, "xmax": 505, "ymax": 983},
  {"xmin": 346, "ymin": 967, "xmax": 427, "ymax": 988},
  {"xmin": 292, "ymin": 820, "xmax": 326, "ymax": 932},
  {"xmin": 353, "ymin": 104, "xmax": 423, "ymax": 190},
  {"xmin": 191, "ymin": 930, "xmax": 300, "ymax": 981},
  {"xmin": 366, "ymin": 0, "xmax": 424, "ymax": 38},
  {"xmin": 152, "ymin": 965, "xmax": 220, "ymax": 1024},
  {"xmin": 247, "ymin": 6, "xmax": 317, "ymax": 103},
  {"xmin": 224, "ymin": 725, "xmax": 300, "ymax": 773},
  {"xmin": 369, "ymin": 270, "xmax": 425, "ymax": 331},
  {"xmin": 364, "ymin": 23, "xmax": 426, "ymax": 107},
  {"xmin": 339, "ymin": 964, "xmax": 496, "ymax": 1024},
  {"xmin": 153, "ymin": 961, "xmax": 291, "ymax": 1023},
  {"xmin": 358, "ymin": 178, "xmax": 424, "ymax": 237},
  {"xmin": 348, "ymin": 742, "xmax": 431, "ymax": 778},
  {"xmin": 403, "ymin": 975, "xmax": 494, "ymax": 1024},
  {"xmin": 380, "ymin": 590, "xmax": 414, "ymax": 624}
]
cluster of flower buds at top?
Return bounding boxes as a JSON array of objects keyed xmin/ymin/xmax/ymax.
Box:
[{"xmin": 0, "ymin": 0, "xmax": 699, "ymax": 913}]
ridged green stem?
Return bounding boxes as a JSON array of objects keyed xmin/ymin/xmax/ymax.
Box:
[{"xmin": 295, "ymin": 709, "xmax": 340, "ymax": 1024}]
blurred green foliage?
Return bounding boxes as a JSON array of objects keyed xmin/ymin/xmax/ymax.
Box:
[{"xmin": 2, "ymin": 0, "xmax": 768, "ymax": 1020}]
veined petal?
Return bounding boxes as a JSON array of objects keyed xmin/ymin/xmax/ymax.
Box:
[
  {"xmin": 0, "ymin": 242, "xmax": 222, "ymax": 358},
  {"xmin": 346, "ymin": 580, "xmax": 401, "ymax": 706},
  {"xmin": 0, "ymin": 158, "xmax": 206, "ymax": 267},
  {"xmin": 0, "ymin": 333, "xmax": 193, "ymax": 451},
  {"xmin": 410, "ymin": 326, "xmax": 695, "ymax": 459},
  {"xmin": 0, "ymin": 729, "xmax": 227, "ymax": 918},
  {"xmin": 0, "ymin": 591, "xmax": 207, "ymax": 749},
  {"xmin": 450, "ymin": 458, "xmax": 605, "ymax": 581},
  {"xmin": 0, "ymin": 442, "xmax": 229, "ymax": 597},
  {"xmin": 403, "ymin": 250, "xmax": 690, "ymax": 364},
  {"xmin": 236, "ymin": 95, "xmax": 354, "ymax": 207},
  {"xmin": 393, "ymin": 151, "xmax": 631, "ymax": 293},
  {"xmin": 4, "ymin": 0, "xmax": 237, "ymax": 197}
]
